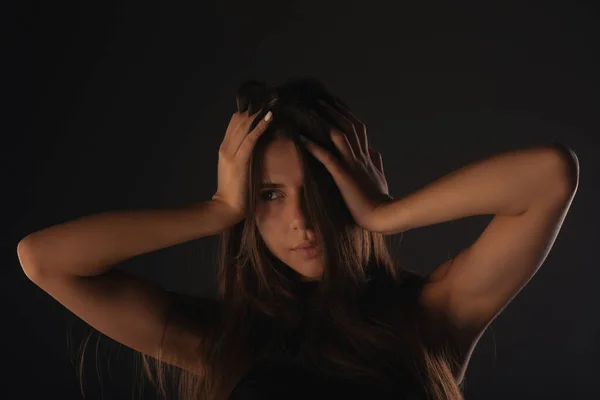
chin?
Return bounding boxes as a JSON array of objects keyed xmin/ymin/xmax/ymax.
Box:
[
  {"xmin": 298, "ymin": 267, "xmax": 324, "ymax": 281},
  {"xmin": 285, "ymin": 263, "xmax": 314, "ymax": 276}
]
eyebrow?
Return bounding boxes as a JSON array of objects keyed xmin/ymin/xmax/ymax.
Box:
[{"xmin": 258, "ymin": 182, "xmax": 285, "ymax": 189}]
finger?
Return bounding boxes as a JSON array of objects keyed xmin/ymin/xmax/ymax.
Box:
[
  {"xmin": 300, "ymin": 135, "xmax": 344, "ymax": 177},
  {"xmin": 317, "ymin": 100, "xmax": 364, "ymax": 159},
  {"xmin": 301, "ymin": 136, "xmax": 370, "ymax": 220},
  {"xmin": 220, "ymin": 113, "xmax": 246, "ymax": 156},
  {"xmin": 235, "ymin": 109, "xmax": 273, "ymax": 159},
  {"xmin": 368, "ymin": 146, "xmax": 384, "ymax": 173},
  {"xmin": 227, "ymin": 107, "xmax": 264, "ymax": 155},
  {"xmin": 329, "ymin": 127, "xmax": 356, "ymax": 165},
  {"xmin": 237, "ymin": 96, "xmax": 249, "ymax": 113},
  {"xmin": 335, "ymin": 101, "xmax": 368, "ymax": 154}
]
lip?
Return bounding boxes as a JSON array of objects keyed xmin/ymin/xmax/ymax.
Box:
[
  {"xmin": 292, "ymin": 242, "xmax": 318, "ymax": 251},
  {"xmin": 292, "ymin": 244, "xmax": 320, "ymax": 259}
]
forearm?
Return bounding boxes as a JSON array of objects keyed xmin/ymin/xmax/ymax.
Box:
[
  {"xmin": 18, "ymin": 200, "xmax": 240, "ymax": 277},
  {"xmin": 379, "ymin": 143, "xmax": 574, "ymax": 235}
]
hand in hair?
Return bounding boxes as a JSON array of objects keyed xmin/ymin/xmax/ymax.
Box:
[
  {"xmin": 212, "ymin": 107, "xmax": 274, "ymax": 222},
  {"xmin": 300, "ymin": 99, "xmax": 392, "ymax": 233}
]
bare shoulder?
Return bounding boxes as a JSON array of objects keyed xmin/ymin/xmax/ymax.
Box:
[
  {"xmin": 418, "ymin": 259, "xmax": 478, "ymax": 384},
  {"xmin": 418, "ymin": 258, "xmax": 463, "ymax": 342}
]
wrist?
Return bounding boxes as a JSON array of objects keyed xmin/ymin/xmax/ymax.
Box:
[{"xmin": 206, "ymin": 199, "xmax": 245, "ymax": 228}]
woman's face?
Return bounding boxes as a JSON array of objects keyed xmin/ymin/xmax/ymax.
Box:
[{"xmin": 255, "ymin": 138, "xmax": 325, "ymax": 281}]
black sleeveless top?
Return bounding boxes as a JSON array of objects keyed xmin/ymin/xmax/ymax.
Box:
[
  {"xmin": 228, "ymin": 276, "xmax": 429, "ymax": 400},
  {"xmin": 228, "ymin": 359, "xmax": 426, "ymax": 399}
]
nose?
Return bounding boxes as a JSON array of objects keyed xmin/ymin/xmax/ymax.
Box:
[{"xmin": 288, "ymin": 192, "xmax": 312, "ymax": 231}]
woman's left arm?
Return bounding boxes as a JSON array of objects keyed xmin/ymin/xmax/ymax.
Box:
[
  {"xmin": 378, "ymin": 143, "xmax": 578, "ymax": 384},
  {"xmin": 376, "ymin": 143, "xmax": 578, "ymax": 235},
  {"xmin": 383, "ymin": 143, "xmax": 578, "ymax": 364}
]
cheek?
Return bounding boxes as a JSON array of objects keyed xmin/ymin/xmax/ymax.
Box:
[
  {"xmin": 256, "ymin": 208, "xmax": 280, "ymax": 242},
  {"xmin": 255, "ymin": 203, "xmax": 283, "ymax": 230},
  {"xmin": 256, "ymin": 207, "xmax": 291, "ymax": 259}
]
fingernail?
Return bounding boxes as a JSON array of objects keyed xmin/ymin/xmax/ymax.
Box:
[
  {"xmin": 299, "ymin": 134, "xmax": 308, "ymax": 143},
  {"xmin": 264, "ymin": 111, "xmax": 273, "ymax": 122}
]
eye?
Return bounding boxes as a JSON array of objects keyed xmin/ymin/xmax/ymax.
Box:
[{"xmin": 259, "ymin": 190, "xmax": 282, "ymax": 202}]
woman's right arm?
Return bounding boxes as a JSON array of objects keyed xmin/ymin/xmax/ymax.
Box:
[
  {"xmin": 16, "ymin": 107, "xmax": 272, "ymax": 374},
  {"xmin": 17, "ymin": 199, "xmax": 240, "ymax": 278},
  {"xmin": 16, "ymin": 199, "xmax": 239, "ymax": 373}
]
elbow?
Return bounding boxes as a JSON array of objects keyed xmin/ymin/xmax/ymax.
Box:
[
  {"xmin": 17, "ymin": 236, "xmax": 33, "ymax": 267},
  {"xmin": 545, "ymin": 142, "xmax": 580, "ymax": 195},
  {"xmin": 17, "ymin": 236, "xmax": 43, "ymax": 281}
]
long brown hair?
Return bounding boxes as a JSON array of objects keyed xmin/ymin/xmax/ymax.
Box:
[{"xmin": 75, "ymin": 76, "xmax": 464, "ymax": 399}]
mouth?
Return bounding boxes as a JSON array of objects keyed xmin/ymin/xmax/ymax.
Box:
[
  {"xmin": 291, "ymin": 240, "xmax": 318, "ymax": 250},
  {"xmin": 292, "ymin": 244, "xmax": 320, "ymax": 259}
]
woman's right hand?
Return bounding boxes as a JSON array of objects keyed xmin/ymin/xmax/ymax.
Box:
[{"xmin": 211, "ymin": 108, "xmax": 274, "ymax": 222}]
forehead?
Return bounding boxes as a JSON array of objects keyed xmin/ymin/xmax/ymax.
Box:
[{"xmin": 260, "ymin": 138, "xmax": 303, "ymax": 186}]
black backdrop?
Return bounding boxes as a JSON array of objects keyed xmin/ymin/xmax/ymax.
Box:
[{"xmin": 4, "ymin": 1, "xmax": 598, "ymax": 399}]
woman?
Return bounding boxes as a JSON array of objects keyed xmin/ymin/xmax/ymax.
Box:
[{"xmin": 17, "ymin": 77, "xmax": 578, "ymax": 400}]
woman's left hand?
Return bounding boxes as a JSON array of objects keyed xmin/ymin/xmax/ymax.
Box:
[{"xmin": 300, "ymin": 100, "xmax": 393, "ymax": 233}]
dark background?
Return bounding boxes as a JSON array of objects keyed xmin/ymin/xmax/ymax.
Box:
[{"xmin": 3, "ymin": 1, "xmax": 598, "ymax": 399}]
